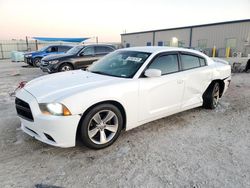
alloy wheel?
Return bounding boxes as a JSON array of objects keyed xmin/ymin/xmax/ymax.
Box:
[
  {"xmin": 87, "ymin": 110, "xmax": 119, "ymax": 145},
  {"xmin": 213, "ymin": 84, "xmax": 220, "ymax": 107},
  {"xmin": 61, "ymin": 65, "xmax": 72, "ymax": 71}
]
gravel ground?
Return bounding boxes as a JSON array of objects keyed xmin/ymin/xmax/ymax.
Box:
[{"xmin": 0, "ymin": 60, "xmax": 249, "ymax": 188}]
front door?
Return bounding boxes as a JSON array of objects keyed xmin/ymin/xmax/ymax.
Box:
[
  {"xmin": 75, "ymin": 46, "xmax": 98, "ymax": 68},
  {"xmin": 138, "ymin": 53, "xmax": 185, "ymax": 122}
]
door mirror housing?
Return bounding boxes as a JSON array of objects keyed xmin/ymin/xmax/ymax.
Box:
[{"xmin": 144, "ymin": 69, "xmax": 162, "ymax": 78}]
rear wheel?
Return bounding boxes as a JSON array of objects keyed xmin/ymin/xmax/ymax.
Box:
[
  {"xmin": 33, "ymin": 58, "xmax": 41, "ymax": 67},
  {"xmin": 58, "ymin": 63, "xmax": 73, "ymax": 72},
  {"xmin": 203, "ymin": 82, "xmax": 220, "ymax": 109},
  {"xmin": 80, "ymin": 104, "xmax": 123, "ymax": 149}
]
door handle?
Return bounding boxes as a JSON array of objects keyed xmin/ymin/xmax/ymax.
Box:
[{"xmin": 177, "ymin": 80, "xmax": 184, "ymax": 84}]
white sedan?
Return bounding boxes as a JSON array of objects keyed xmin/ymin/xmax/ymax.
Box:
[{"xmin": 16, "ymin": 47, "xmax": 231, "ymax": 149}]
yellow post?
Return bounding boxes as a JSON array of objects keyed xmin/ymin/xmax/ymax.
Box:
[
  {"xmin": 212, "ymin": 46, "xmax": 216, "ymax": 57},
  {"xmin": 225, "ymin": 47, "xmax": 230, "ymax": 58}
]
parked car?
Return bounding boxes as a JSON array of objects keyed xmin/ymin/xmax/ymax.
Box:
[
  {"xmin": 15, "ymin": 47, "xmax": 231, "ymax": 149},
  {"xmin": 24, "ymin": 45, "xmax": 73, "ymax": 67},
  {"xmin": 40, "ymin": 44, "xmax": 116, "ymax": 73}
]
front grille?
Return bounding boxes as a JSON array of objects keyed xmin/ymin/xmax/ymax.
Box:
[
  {"xmin": 24, "ymin": 57, "xmax": 32, "ymax": 64},
  {"xmin": 15, "ymin": 98, "xmax": 34, "ymax": 121}
]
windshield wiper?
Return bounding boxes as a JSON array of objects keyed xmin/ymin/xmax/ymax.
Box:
[{"xmin": 89, "ymin": 70, "xmax": 112, "ymax": 76}]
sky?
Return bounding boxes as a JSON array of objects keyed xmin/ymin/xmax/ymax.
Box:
[{"xmin": 0, "ymin": 0, "xmax": 249, "ymax": 42}]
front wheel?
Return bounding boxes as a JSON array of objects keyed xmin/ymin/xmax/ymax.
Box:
[
  {"xmin": 80, "ymin": 104, "xmax": 123, "ymax": 149},
  {"xmin": 33, "ymin": 58, "xmax": 41, "ymax": 67},
  {"xmin": 203, "ymin": 82, "xmax": 220, "ymax": 109},
  {"xmin": 58, "ymin": 63, "xmax": 73, "ymax": 72}
]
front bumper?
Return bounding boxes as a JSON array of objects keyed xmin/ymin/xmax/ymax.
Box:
[
  {"xmin": 222, "ymin": 76, "xmax": 231, "ymax": 96},
  {"xmin": 40, "ymin": 61, "xmax": 58, "ymax": 73},
  {"xmin": 16, "ymin": 89, "xmax": 81, "ymax": 148},
  {"xmin": 24, "ymin": 57, "xmax": 33, "ymax": 65}
]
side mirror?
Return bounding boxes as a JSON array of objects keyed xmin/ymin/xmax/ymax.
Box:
[{"xmin": 144, "ymin": 69, "xmax": 162, "ymax": 78}]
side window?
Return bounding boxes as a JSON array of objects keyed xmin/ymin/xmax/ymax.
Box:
[
  {"xmin": 180, "ymin": 54, "xmax": 200, "ymax": 70},
  {"xmin": 199, "ymin": 58, "xmax": 206, "ymax": 66},
  {"xmin": 105, "ymin": 46, "xmax": 114, "ymax": 53},
  {"xmin": 95, "ymin": 46, "xmax": 114, "ymax": 55},
  {"xmin": 83, "ymin": 47, "xmax": 95, "ymax": 56},
  {"xmin": 148, "ymin": 54, "xmax": 179, "ymax": 75},
  {"xmin": 50, "ymin": 46, "xmax": 58, "ymax": 52},
  {"xmin": 58, "ymin": 46, "xmax": 71, "ymax": 52}
]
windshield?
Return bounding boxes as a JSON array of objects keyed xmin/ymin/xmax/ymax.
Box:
[
  {"xmin": 88, "ymin": 50, "xmax": 151, "ymax": 78},
  {"xmin": 39, "ymin": 46, "xmax": 48, "ymax": 52},
  {"xmin": 66, "ymin": 45, "xmax": 84, "ymax": 55}
]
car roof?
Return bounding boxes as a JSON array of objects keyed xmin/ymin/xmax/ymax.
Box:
[
  {"xmin": 47, "ymin": 44, "xmax": 73, "ymax": 47},
  {"xmin": 119, "ymin": 46, "xmax": 207, "ymax": 57},
  {"xmin": 76, "ymin": 44, "xmax": 115, "ymax": 48}
]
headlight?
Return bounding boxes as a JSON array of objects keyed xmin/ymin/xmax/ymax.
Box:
[
  {"xmin": 39, "ymin": 103, "xmax": 71, "ymax": 116},
  {"xmin": 48, "ymin": 60, "xmax": 59, "ymax": 64},
  {"xmin": 25, "ymin": 54, "xmax": 32, "ymax": 57}
]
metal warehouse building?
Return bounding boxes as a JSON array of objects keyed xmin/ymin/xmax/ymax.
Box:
[{"xmin": 121, "ymin": 19, "xmax": 250, "ymax": 57}]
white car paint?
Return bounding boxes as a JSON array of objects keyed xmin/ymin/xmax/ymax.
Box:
[{"xmin": 16, "ymin": 47, "xmax": 231, "ymax": 147}]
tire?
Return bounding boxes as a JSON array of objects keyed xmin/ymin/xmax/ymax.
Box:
[
  {"xmin": 33, "ymin": 57, "xmax": 41, "ymax": 67},
  {"xmin": 58, "ymin": 63, "xmax": 73, "ymax": 72},
  {"xmin": 203, "ymin": 82, "xmax": 220, "ymax": 109},
  {"xmin": 80, "ymin": 103, "xmax": 123, "ymax": 149}
]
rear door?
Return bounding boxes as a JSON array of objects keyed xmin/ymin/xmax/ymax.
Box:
[{"xmin": 179, "ymin": 52, "xmax": 212, "ymax": 109}]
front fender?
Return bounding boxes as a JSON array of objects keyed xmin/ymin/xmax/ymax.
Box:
[{"xmin": 60, "ymin": 81, "xmax": 139, "ymax": 130}]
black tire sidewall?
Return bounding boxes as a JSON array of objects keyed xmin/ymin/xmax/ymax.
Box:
[
  {"xmin": 33, "ymin": 58, "xmax": 41, "ymax": 67},
  {"xmin": 203, "ymin": 82, "xmax": 220, "ymax": 109},
  {"xmin": 59, "ymin": 63, "xmax": 73, "ymax": 72},
  {"xmin": 80, "ymin": 104, "xmax": 123, "ymax": 149},
  {"xmin": 211, "ymin": 82, "xmax": 220, "ymax": 108}
]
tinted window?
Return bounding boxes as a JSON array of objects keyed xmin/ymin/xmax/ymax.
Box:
[
  {"xmin": 95, "ymin": 46, "xmax": 114, "ymax": 54},
  {"xmin": 67, "ymin": 46, "xmax": 83, "ymax": 55},
  {"xmin": 47, "ymin": 46, "xmax": 58, "ymax": 53},
  {"xmin": 58, "ymin": 46, "xmax": 71, "ymax": 52},
  {"xmin": 83, "ymin": 47, "xmax": 95, "ymax": 55},
  {"xmin": 199, "ymin": 58, "xmax": 206, "ymax": 66},
  {"xmin": 181, "ymin": 54, "xmax": 200, "ymax": 70},
  {"xmin": 148, "ymin": 54, "xmax": 179, "ymax": 75}
]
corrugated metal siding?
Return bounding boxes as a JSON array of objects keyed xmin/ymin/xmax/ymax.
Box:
[
  {"xmin": 121, "ymin": 20, "xmax": 250, "ymax": 56},
  {"xmin": 192, "ymin": 22, "xmax": 250, "ymax": 51},
  {"xmin": 122, "ymin": 32, "xmax": 154, "ymax": 47},
  {"xmin": 154, "ymin": 28, "xmax": 190, "ymax": 47}
]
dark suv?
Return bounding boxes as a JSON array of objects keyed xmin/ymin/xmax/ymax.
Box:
[
  {"xmin": 24, "ymin": 45, "xmax": 73, "ymax": 67},
  {"xmin": 40, "ymin": 44, "xmax": 115, "ymax": 73}
]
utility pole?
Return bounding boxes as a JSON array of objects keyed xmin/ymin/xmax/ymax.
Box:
[
  {"xmin": 25, "ymin": 36, "xmax": 29, "ymax": 51},
  {"xmin": 96, "ymin": 36, "xmax": 98, "ymax": 44}
]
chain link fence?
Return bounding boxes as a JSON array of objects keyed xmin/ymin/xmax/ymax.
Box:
[{"xmin": 0, "ymin": 40, "xmax": 121, "ymax": 60}]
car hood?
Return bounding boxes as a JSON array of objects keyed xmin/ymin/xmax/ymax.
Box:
[
  {"xmin": 23, "ymin": 70, "xmax": 123, "ymax": 102},
  {"xmin": 42, "ymin": 53, "xmax": 73, "ymax": 61},
  {"xmin": 24, "ymin": 51, "xmax": 40, "ymax": 56}
]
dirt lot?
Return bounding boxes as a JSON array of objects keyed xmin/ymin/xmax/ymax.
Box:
[{"xmin": 0, "ymin": 60, "xmax": 249, "ymax": 188}]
